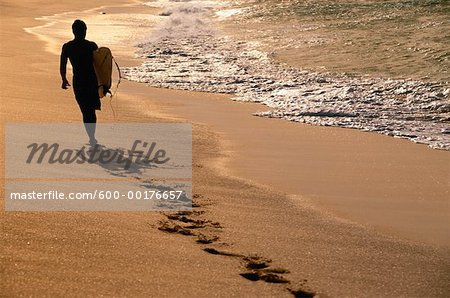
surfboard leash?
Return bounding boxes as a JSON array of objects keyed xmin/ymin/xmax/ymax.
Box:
[
  {"xmin": 111, "ymin": 56, "xmax": 122, "ymax": 98},
  {"xmin": 109, "ymin": 56, "xmax": 122, "ymax": 120}
]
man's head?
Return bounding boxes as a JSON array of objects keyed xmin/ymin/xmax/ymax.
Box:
[{"xmin": 72, "ymin": 20, "xmax": 87, "ymax": 39}]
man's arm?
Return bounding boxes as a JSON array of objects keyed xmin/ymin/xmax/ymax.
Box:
[{"xmin": 60, "ymin": 44, "xmax": 70, "ymax": 89}]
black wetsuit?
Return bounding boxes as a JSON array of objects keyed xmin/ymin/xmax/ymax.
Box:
[{"xmin": 61, "ymin": 39, "xmax": 100, "ymax": 122}]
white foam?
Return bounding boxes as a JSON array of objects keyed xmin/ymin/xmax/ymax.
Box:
[
  {"xmin": 215, "ymin": 8, "xmax": 242, "ymax": 18},
  {"xmin": 144, "ymin": 0, "xmax": 226, "ymax": 9},
  {"xmin": 123, "ymin": 0, "xmax": 450, "ymax": 151}
]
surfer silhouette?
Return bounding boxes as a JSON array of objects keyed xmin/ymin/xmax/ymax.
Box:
[{"xmin": 60, "ymin": 19, "xmax": 100, "ymax": 145}]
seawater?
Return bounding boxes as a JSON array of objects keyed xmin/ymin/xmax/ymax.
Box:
[
  {"xmin": 230, "ymin": 0, "xmax": 450, "ymax": 84},
  {"xmin": 122, "ymin": 0, "xmax": 450, "ymax": 150}
]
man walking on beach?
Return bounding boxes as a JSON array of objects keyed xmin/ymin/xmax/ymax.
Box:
[{"xmin": 60, "ymin": 19, "xmax": 100, "ymax": 145}]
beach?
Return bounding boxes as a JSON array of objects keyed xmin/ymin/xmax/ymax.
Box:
[{"xmin": 1, "ymin": 0, "xmax": 449, "ymax": 297}]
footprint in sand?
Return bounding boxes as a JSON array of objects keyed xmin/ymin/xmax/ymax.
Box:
[{"xmin": 156, "ymin": 193, "xmax": 316, "ymax": 297}]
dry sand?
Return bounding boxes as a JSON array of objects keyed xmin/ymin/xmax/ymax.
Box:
[{"xmin": 1, "ymin": 0, "xmax": 449, "ymax": 297}]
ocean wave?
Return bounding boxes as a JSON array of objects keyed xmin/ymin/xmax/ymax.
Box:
[{"xmin": 124, "ymin": 0, "xmax": 450, "ymax": 150}]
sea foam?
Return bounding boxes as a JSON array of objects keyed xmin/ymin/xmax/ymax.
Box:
[{"xmin": 125, "ymin": 0, "xmax": 450, "ymax": 150}]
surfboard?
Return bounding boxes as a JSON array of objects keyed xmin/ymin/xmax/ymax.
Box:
[{"xmin": 93, "ymin": 47, "xmax": 113, "ymax": 98}]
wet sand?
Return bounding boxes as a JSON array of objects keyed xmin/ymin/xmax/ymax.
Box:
[{"xmin": 1, "ymin": 0, "xmax": 449, "ymax": 297}]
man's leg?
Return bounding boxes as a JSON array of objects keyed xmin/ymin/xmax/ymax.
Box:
[{"xmin": 81, "ymin": 106, "xmax": 97, "ymax": 144}]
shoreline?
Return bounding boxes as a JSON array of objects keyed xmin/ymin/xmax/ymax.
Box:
[
  {"xmin": 1, "ymin": 0, "xmax": 449, "ymax": 296},
  {"xmin": 92, "ymin": 0, "xmax": 448, "ymax": 247},
  {"xmin": 123, "ymin": 1, "xmax": 450, "ymax": 151}
]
